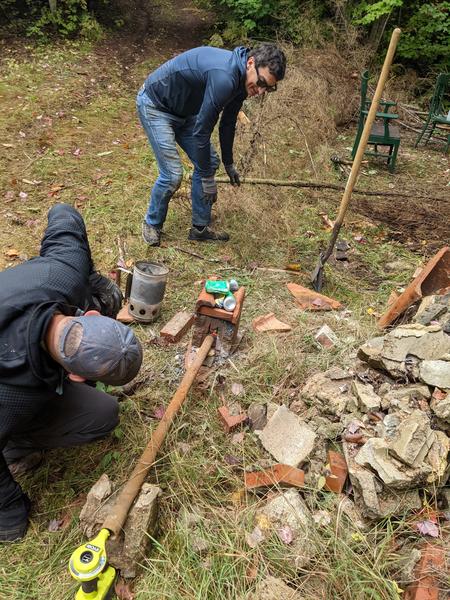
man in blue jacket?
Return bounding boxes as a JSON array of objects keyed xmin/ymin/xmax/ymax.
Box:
[
  {"xmin": 137, "ymin": 43, "xmax": 286, "ymax": 245},
  {"xmin": 0, "ymin": 204, "xmax": 142, "ymax": 542}
]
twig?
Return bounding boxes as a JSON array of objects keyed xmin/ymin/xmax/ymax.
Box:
[
  {"xmin": 171, "ymin": 245, "xmax": 220, "ymax": 263},
  {"xmin": 211, "ymin": 176, "xmax": 449, "ymax": 202}
]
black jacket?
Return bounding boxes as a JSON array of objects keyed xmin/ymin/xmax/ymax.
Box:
[{"xmin": 0, "ymin": 204, "xmax": 95, "ymax": 509}]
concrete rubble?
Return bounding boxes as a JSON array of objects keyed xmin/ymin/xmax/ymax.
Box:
[
  {"xmin": 255, "ymin": 489, "xmax": 317, "ymax": 569},
  {"xmin": 248, "ymin": 313, "xmax": 449, "ymax": 524},
  {"xmin": 79, "ymin": 474, "xmax": 161, "ymax": 578}
]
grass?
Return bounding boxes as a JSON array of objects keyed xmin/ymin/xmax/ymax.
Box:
[{"xmin": 0, "ymin": 30, "xmax": 448, "ymax": 600}]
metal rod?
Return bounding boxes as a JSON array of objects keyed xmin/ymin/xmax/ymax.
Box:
[{"xmin": 102, "ymin": 334, "xmax": 215, "ymax": 537}]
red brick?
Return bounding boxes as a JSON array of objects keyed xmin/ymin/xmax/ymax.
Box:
[
  {"xmin": 404, "ymin": 544, "xmax": 445, "ymax": 600},
  {"xmin": 324, "ymin": 451, "xmax": 348, "ymax": 493},
  {"xmin": 244, "ymin": 464, "xmax": 305, "ymax": 489},
  {"xmin": 218, "ymin": 406, "xmax": 247, "ymax": 433},
  {"xmin": 160, "ymin": 311, "xmax": 194, "ymax": 343}
]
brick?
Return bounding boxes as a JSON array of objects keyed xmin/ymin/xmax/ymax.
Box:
[
  {"xmin": 160, "ymin": 311, "xmax": 194, "ymax": 343},
  {"xmin": 116, "ymin": 302, "xmax": 135, "ymax": 324},
  {"xmin": 404, "ymin": 544, "xmax": 445, "ymax": 600},
  {"xmin": 197, "ymin": 286, "xmax": 245, "ymax": 324},
  {"xmin": 287, "ymin": 282, "xmax": 342, "ymax": 311},
  {"xmin": 218, "ymin": 406, "xmax": 247, "ymax": 433},
  {"xmin": 244, "ymin": 464, "xmax": 305, "ymax": 490},
  {"xmin": 252, "ymin": 313, "xmax": 292, "ymax": 332},
  {"xmin": 324, "ymin": 451, "xmax": 348, "ymax": 493}
]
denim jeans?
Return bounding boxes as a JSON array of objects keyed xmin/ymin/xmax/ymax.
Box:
[{"xmin": 136, "ymin": 88, "xmax": 220, "ymax": 228}]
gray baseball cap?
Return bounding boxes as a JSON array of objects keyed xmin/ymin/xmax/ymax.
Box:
[{"xmin": 58, "ymin": 315, "xmax": 143, "ymax": 385}]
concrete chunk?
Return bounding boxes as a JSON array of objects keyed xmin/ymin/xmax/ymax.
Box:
[
  {"xmin": 79, "ymin": 474, "xmax": 161, "ymax": 578},
  {"xmin": 352, "ymin": 380, "xmax": 381, "ymax": 412},
  {"xmin": 257, "ymin": 405, "xmax": 316, "ymax": 467},
  {"xmin": 389, "ymin": 410, "xmax": 435, "ymax": 467}
]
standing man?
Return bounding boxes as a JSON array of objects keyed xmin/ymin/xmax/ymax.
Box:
[
  {"xmin": 0, "ymin": 203, "xmax": 143, "ymax": 542},
  {"xmin": 137, "ymin": 43, "xmax": 286, "ymax": 246}
]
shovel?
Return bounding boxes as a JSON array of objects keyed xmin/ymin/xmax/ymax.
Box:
[{"xmin": 311, "ymin": 28, "xmax": 401, "ymax": 291}]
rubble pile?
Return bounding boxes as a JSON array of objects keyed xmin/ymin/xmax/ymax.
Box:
[{"xmin": 241, "ymin": 309, "xmax": 449, "ymax": 580}]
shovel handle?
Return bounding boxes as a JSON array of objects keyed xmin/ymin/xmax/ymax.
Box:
[{"xmin": 335, "ymin": 28, "xmax": 401, "ymax": 227}]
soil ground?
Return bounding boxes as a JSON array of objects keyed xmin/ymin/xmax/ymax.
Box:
[{"xmin": 0, "ymin": 2, "xmax": 449, "ymax": 599}]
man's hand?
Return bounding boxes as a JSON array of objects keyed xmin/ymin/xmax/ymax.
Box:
[
  {"xmin": 225, "ymin": 164, "xmax": 241, "ymax": 186},
  {"xmin": 201, "ymin": 176, "xmax": 218, "ymax": 204},
  {"xmin": 89, "ymin": 272, "xmax": 123, "ymax": 319}
]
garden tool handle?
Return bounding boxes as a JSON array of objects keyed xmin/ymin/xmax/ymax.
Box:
[
  {"xmin": 102, "ymin": 334, "xmax": 215, "ymax": 537},
  {"xmin": 334, "ymin": 27, "xmax": 401, "ymax": 229}
]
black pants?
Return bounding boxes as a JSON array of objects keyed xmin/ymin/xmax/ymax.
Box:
[
  {"xmin": 0, "ymin": 381, "xmax": 119, "ymax": 510},
  {"xmin": 2, "ymin": 381, "xmax": 119, "ymax": 463}
]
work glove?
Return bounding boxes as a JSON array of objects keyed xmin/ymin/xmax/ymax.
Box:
[
  {"xmin": 89, "ymin": 271, "xmax": 123, "ymax": 319},
  {"xmin": 224, "ymin": 164, "xmax": 241, "ymax": 186},
  {"xmin": 201, "ymin": 176, "xmax": 218, "ymax": 205}
]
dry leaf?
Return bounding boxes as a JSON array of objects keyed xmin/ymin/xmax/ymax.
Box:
[
  {"xmin": 115, "ymin": 578, "xmax": 135, "ymax": 600},
  {"xmin": 245, "ymin": 526, "xmax": 265, "ymax": 548},
  {"xmin": 48, "ymin": 518, "xmax": 63, "ymax": 532},
  {"xmin": 277, "ymin": 525, "xmax": 294, "ymax": 544},
  {"xmin": 152, "ymin": 405, "xmax": 165, "ymax": 420},
  {"xmin": 5, "ymin": 248, "xmax": 19, "ymax": 258},
  {"xmin": 231, "ymin": 382, "xmax": 244, "ymax": 396},
  {"xmin": 416, "ymin": 520, "xmax": 439, "ymax": 538}
]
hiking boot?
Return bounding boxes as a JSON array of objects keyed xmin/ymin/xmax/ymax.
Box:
[
  {"xmin": 0, "ymin": 493, "xmax": 31, "ymax": 542},
  {"xmin": 142, "ymin": 222, "xmax": 161, "ymax": 246},
  {"xmin": 7, "ymin": 452, "xmax": 43, "ymax": 478},
  {"xmin": 188, "ymin": 226, "xmax": 229, "ymax": 242}
]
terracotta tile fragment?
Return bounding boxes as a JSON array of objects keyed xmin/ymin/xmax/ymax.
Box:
[
  {"xmin": 244, "ymin": 464, "xmax": 305, "ymax": 489},
  {"xmin": 218, "ymin": 406, "xmax": 247, "ymax": 433},
  {"xmin": 252, "ymin": 313, "xmax": 292, "ymax": 332},
  {"xmin": 404, "ymin": 544, "xmax": 445, "ymax": 600},
  {"xmin": 324, "ymin": 451, "xmax": 348, "ymax": 493},
  {"xmin": 286, "ymin": 282, "xmax": 342, "ymax": 311}
]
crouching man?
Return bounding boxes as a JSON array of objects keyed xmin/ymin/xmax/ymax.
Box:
[{"xmin": 0, "ymin": 203, "xmax": 143, "ymax": 542}]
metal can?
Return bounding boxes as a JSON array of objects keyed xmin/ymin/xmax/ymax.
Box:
[{"xmin": 223, "ymin": 292, "xmax": 237, "ymax": 312}]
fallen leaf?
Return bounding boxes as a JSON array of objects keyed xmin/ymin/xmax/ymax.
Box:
[
  {"xmin": 152, "ymin": 405, "xmax": 165, "ymax": 420},
  {"xmin": 231, "ymin": 382, "xmax": 244, "ymax": 396},
  {"xmin": 5, "ymin": 248, "xmax": 19, "ymax": 258},
  {"xmin": 115, "ymin": 578, "xmax": 135, "ymax": 600},
  {"xmin": 224, "ymin": 454, "xmax": 241, "ymax": 466},
  {"xmin": 245, "ymin": 526, "xmax": 265, "ymax": 548},
  {"xmin": 416, "ymin": 520, "xmax": 439, "ymax": 538},
  {"xmin": 277, "ymin": 525, "xmax": 294, "ymax": 544},
  {"xmin": 48, "ymin": 519, "xmax": 63, "ymax": 532}
]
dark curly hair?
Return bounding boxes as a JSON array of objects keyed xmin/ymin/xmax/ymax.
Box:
[{"xmin": 248, "ymin": 43, "xmax": 286, "ymax": 81}]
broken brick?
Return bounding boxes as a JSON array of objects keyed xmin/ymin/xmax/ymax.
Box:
[
  {"xmin": 286, "ymin": 282, "xmax": 342, "ymax": 311},
  {"xmin": 116, "ymin": 302, "xmax": 135, "ymax": 324},
  {"xmin": 314, "ymin": 324, "xmax": 338, "ymax": 348},
  {"xmin": 404, "ymin": 544, "xmax": 445, "ymax": 600},
  {"xmin": 244, "ymin": 464, "xmax": 305, "ymax": 490},
  {"xmin": 218, "ymin": 405, "xmax": 247, "ymax": 433},
  {"xmin": 252, "ymin": 313, "xmax": 292, "ymax": 333},
  {"xmin": 324, "ymin": 451, "xmax": 348, "ymax": 493},
  {"xmin": 160, "ymin": 311, "xmax": 194, "ymax": 343}
]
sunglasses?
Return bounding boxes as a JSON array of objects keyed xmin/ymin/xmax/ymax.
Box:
[{"xmin": 255, "ymin": 64, "xmax": 277, "ymax": 92}]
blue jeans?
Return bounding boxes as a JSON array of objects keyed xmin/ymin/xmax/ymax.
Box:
[{"xmin": 136, "ymin": 88, "xmax": 220, "ymax": 228}]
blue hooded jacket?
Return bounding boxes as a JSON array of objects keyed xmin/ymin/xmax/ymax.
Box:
[{"xmin": 144, "ymin": 46, "xmax": 248, "ymax": 177}]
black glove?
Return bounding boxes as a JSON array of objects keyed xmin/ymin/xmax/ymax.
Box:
[
  {"xmin": 224, "ymin": 164, "xmax": 241, "ymax": 186},
  {"xmin": 0, "ymin": 492, "xmax": 30, "ymax": 542},
  {"xmin": 89, "ymin": 271, "xmax": 123, "ymax": 319},
  {"xmin": 201, "ymin": 176, "xmax": 218, "ymax": 205}
]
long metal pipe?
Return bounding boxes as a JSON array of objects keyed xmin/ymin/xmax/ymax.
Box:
[{"xmin": 103, "ymin": 334, "xmax": 215, "ymax": 537}]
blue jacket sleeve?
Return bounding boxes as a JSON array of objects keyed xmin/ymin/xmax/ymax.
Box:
[
  {"xmin": 193, "ymin": 71, "xmax": 238, "ymax": 177},
  {"xmin": 219, "ymin": 94, "xmax": 244, "ymax": 167}
]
